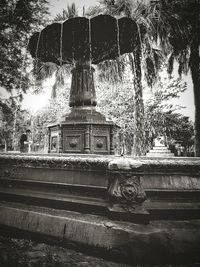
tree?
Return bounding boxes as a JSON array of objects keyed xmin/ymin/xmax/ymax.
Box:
[
  {"xmin": 54, "ymin": 3, "xmax": 78, "ymax": 21},
  {"xmin": 96, "ymin": 74, "xmax": 135, "ymax": 154},
  {"xmin": 87, "ymin": 0, "xmax": 164, "ymax": 156},
  {"xmin": 0, "ymin": 98, "xmax": 31, "ymax": 151},
  {"xmin": 0, "ymin": 100, "xmax": 14, "ymax": 151},
  {"xmin": 149, "ymin": 0, "xmax": 200, "ymax": 155},
  {"xmin": 0, "ymin": 0, "xmax": 50, "ymax": 149},
  {"xmin": 144, "ymin": 76, "xmax": 193, "ymax": 152},
  {"xmin": 30, "ymin": 81, "xmax": 70, "ymax": 152},
  {"xmin": 0, "ymin": 0, "xmax": 49, "ymax": 93},
  {"xmin": 165, "ymin": 113, "xmax": 194, "ymax": 154}
]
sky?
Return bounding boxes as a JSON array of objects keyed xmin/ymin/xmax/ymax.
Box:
[
  {"xmin": 48, "ymin": 0, "xmax": 99, "ymax": 17},
  {"xmin": 1, "ymin": 0, "xmax": 195, "ymax": 121}
]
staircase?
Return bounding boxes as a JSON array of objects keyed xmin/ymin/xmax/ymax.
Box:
[{"xmin": 146, "ymin": 137, "xmax": 174, "ymax": 157}]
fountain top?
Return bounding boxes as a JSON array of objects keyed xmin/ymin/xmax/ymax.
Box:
[{"xmin": 28, "ymin": 15, "xmax": 139, "ymax": 65}]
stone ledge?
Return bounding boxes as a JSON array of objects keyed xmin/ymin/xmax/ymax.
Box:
[
  {"xmin": 0, "ymin": 201, "xmax": 200, "ymax": 265},
  {"xmin": 0, "ymin": 154, "xmax": 200, "ymax": 222}
]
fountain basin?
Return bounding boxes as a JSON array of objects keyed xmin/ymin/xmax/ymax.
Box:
[
  {"xmin": 0, "ymin": 153, "xmax": 200, "ymax": 264},
  {"xmin": 28, "ymin": 15, "xmax": 138, "ymax": 65}
]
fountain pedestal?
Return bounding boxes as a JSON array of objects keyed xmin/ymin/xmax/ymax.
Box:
[{"xmin": 48, "ymin": 63, "xmax": 116, "ymax": 154}]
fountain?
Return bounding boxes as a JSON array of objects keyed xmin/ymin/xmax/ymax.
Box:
[
  {"xmin": 0, "ymin": 14, "xmax": 200, "ymax": 265},
  {"xmin": 28, "ymin": 15, "xmax": 138, "ymax": 154}
]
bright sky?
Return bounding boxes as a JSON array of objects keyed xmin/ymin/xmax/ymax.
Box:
[
  {"xmin": 49, "ymin": 0, "xmax": 99, "ymax": 17},
  {"xmin": 177, "ymin": 74, "xmax": 194, "ymax": 121}
]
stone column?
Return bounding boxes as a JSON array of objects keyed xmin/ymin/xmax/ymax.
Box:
[
  {"xmin": 48, "ymin": 128, "xmax": 51, "ymax": 153},
  {"xmin": 84, "ymin": 125, "xmax": 91, "ymax": 154},
  {"xmin": 69, "ymin": 63, "xmax": 97, "ymax": 108},
  {"xmin": 58, "ymin": 127, "xmax": 63, "ymax": 153},
  {"xmin": 110, "ymin": 126, "xmax": 115, "ymax": 155}
]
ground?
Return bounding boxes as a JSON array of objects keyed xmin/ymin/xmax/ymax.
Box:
[
  {"xmin": 0, "ymin": 235, "xmax": 198, "ymax": 267},
  {"xmin": 0, "ymin": 235, "xmax": 130, "ymax": 267}
]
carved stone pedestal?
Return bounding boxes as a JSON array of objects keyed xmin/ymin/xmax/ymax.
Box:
[
  {"xmin": 48, "ymin": 120, "xmax": 115, "ymax": 154},
  {"xmin": 107, "ymin": 158, "xmax": 149, "ymax": 223},
  {"xmin": 48, "ymin": 63, "xmax": 117, "ymax": 154}
]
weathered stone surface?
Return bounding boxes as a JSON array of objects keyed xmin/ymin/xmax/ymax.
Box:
[
  {"xmin": 0, "ymin": 154, "xmax": 200, "ymax": 263},
  {"xmin": 0, "ymin": 154, "xmax": 200, "ymax": 221},
  {"xmin": 107, "ymin": 158, "xmax": 149, "ymax": 223},
  {"xmin": 0, "ymin": 201, "xmax": 200, "ymax": 264}
]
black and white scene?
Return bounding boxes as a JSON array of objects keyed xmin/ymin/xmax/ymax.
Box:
[{"xmin": 0, "ymin": 0, "xmax": 200, "ymax": 266}]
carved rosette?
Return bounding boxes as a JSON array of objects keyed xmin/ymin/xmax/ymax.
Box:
[
  {"xmin": 108, "ymin": 173, "xmax": 146, "ymax": 205},
  {"xmin": 107, "ymin": 170, "xmax": 149, "ymax": 222}
]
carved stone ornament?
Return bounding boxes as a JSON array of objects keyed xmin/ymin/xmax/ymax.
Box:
[
  {"xmin": 107, "ymin": 171, "xmax": 149, "ymax": 224},
  {"xmin": 96, "ymin": 140, "xmax": 104, "ymax": 148},
  {"xmin": 108, "ymin": 173, "xmax": 147, "ymax": 205},
  {"xmin": 69, "ymin": 138, "xmax": 78, "ymax": 148}
]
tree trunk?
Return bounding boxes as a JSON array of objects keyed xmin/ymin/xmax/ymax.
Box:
[
  {"xmin": 129, "ymin": 51, "xmax": 145, "ymax": 156},
  {"xmin": 190, "ymin": 43, "xmax": 200, "ymax": 157},
  {"xmin": 4, "ymin": 139, "xmax": 7, "ymax": 152}
]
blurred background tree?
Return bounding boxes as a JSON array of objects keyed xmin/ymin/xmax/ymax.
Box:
[{"xmin": 0, "ymin": 0, "xmax": 50, "ymax": 150}]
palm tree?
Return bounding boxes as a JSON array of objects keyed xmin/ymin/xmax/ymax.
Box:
[
  {"xmin": 149, "ymin": 0, "xmax": 200, "ymax": 156},
  {"xmin": 54, "ymin": 3, "xmax": 78, "ymax": 21},
  {"xmin": 88, "ymin": 0, "xmax": 164, "ymax": 155}
]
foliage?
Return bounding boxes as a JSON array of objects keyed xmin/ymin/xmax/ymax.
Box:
[
  {"xmin": 30, "ymin": 82, "xmax": 70, "ymax": 151},
  {"xmin": 96, "ymin": 75, "xmax": 134, "ymax": 154},
  {"xmin": 148, "ymin": 0, "xmax": 200, "ymax": 155},
  {"xmin": 165, "ymin": 113, "xmax": 194, "ymax": 149},
  {"xmin": 0, "ymin": 0, "xmax": 50, "ymax": 93},
  {"xmin": 0, "ymin": 98, "xmax": 31, "ymax": 151},
  {"xmin": 0, "ymin": 0, "xmax": 50, "ymax": 150},
  {"xmin": 144, "ymin": 76, "xmax": 193, "ymax": 151},
  {"xmin": 54, "ymin": 3, "xmax": 78, "ymax": 21},
  {"xmin": 0, "ymin": 99, "xmax": 14, "ymax": 149},
  {"xmin": 96, "ymin": 71, "xmax": 191, "ymax": 155},
  {"xmin": 86, "ymin": 0, "xmax": 166, "ymax": 155}
]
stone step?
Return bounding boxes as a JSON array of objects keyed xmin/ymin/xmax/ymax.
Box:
[
  {"xmin": 148, "ymin": 150, "xmax": 172, "ymax": 154},
  {"xmin": 153, "ymin": 147, "xmax": 169, "ymax": 150},
  {"xmin": 145, "ymin": 201, "xmax": 200, "ymax": 220},
  {"xmin": 146, "ymin": 153, "xmax": 175, "ymax": 157},
  {"xmin": 0, "ymin": 177, "xmax": 107, "ymax": 198},
  {"xmin": 0, "ymin": 187, "xmax": 107, "ymax": 214},
  {"xmin": 0, "ymin": 183, "xmax": 200, "ymax": 220},
  {"xmin": 2, "ymin": 178, "xmax": 200, "ymax": 200}
]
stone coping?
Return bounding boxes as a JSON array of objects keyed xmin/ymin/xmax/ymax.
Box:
[
  {"xmin": 0, "ymin": 153, "xmax": 200, "ymax": 173},
  {"xmin": 47, "ymin": 121, "xmax": 116, "ymax": 128}
]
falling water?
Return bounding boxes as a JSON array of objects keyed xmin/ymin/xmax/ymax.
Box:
[
  {"xmin": 72, "ymin": 30, "xmax": 75, "ymax": 67},
  {"xmin": 88, "ymin": 18, "xmax": 92, "ymax": 70},
  {"xmin": 35, "ymin": 31, "xmax": 41, "ymax": 60},
  {"xmin": 116, "ymin": 18, "xmax": 125, "ymax": 154},
  {"xmin": 88, "ymin": 18, "xmax": 93, "ymax": 119},
  {"xmin": 116, "ymin": 18, "xmax": 120, "ymax": 57},
  {"xmin": 60, "ymin": 22, "xmax": 63, "ymax": 66}
]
